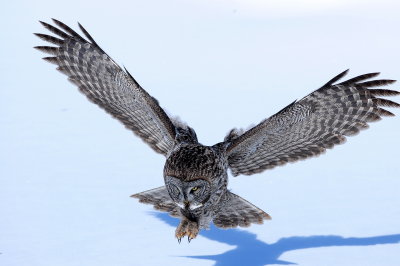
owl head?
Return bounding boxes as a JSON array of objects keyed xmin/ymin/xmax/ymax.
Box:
[
  {"xmin": 163, "ymin": 144, "xmax": 227, "ymax": 211},
  {"xmin": 164, "ymin": 176, "xmax": 211, "ymax": 210}
]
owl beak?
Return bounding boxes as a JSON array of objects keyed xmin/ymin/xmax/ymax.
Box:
[
  {"xmin": 179, "ymin": 200, "xmax": 202, "ymax": 210},
  {"xmin": 183, "ymin": 200, "xmax": 190, "ymax": 209}
]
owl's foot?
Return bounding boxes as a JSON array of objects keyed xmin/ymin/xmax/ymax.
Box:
[{"xmin": 175, "ymin": 218, "xmax": 199, "ymax": 243}]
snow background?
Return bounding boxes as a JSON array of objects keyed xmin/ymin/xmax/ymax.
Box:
[{"xmin": 1, "ymin": 0, "xmax": 399, "ymax": 265}]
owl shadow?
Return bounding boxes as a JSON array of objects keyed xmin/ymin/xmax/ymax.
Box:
[{"xmin": 153, "ymin": 212, "xmax": 400, "ymax": 266}]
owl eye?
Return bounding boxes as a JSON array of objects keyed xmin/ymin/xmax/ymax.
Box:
[
  {"xmin": 168, "ymin": 184, "xmax": 180, "ymax": 197},
  {"xmin": 191, "ymin": 186, "xmax": 198, "ymax": 192}
]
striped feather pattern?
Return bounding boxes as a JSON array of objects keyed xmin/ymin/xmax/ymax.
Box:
[
  {"xmin": 131, "ymin": 187, "xmax": 179, "ymax": 217},
  {"xmin": 213, "ymin": 191, "xmax": 271, "ymax": 228},
  {"xmin": 226, "ymin": 70, "xmax": 399, "ymax": 176},
  {"xmin": 35, "ymin": 19, "xmax": 178, "ymax": 155}
]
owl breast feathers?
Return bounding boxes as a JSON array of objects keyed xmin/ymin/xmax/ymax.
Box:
[{"xmin": 35, "ymin": 19, "xmax": 399, "ymax": 242}]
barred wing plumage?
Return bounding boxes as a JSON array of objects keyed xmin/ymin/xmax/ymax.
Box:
[
  {"xmin": 35, "ymin": 19, "xmax": 178, "ymax": 155},
  {"xmin": 130, "ymin": 187, "xmax": 180, "ymax": 218},
  {"xmin": 213, "ymin": 191, "xmax": 271, "ymax": 229},
  {"xmin": 226, "ymin": 70, "xmax": 399, "ymax": 176}
]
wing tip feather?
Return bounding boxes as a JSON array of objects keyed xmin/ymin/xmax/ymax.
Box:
[
  {"xmin": 34, "ymin": 45, "xmax": 58, "ymax": 55},
  {"xmin": 322, "ymin": 69, "xmax": 350, "ymax": 87},
  {"xmin": 34, "ymin": 33, "xmax": 64, "ymax": 45},
  {"xmin": 42, "ymin": 56, "xmax": 59, "ymax": 65},
  {"xmin": 379, "ymin": 108, "xmax": 396, "ymax": 117}
]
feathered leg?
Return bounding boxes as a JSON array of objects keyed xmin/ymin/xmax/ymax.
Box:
[{"xmin": 175, "ymin": 217, "xmax": 199, "ymax": 243}]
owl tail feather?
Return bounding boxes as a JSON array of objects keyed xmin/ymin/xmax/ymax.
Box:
[{"xmin": 212, "ymin": 191, "xmax": 271, "ymax": 229}]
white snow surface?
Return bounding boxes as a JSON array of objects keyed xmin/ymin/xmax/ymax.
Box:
[{"xmin": 1, "ymin": 1, "xmax": 400, "ymax": 266}]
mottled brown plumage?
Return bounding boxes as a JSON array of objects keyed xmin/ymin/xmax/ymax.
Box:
[{"xmin": 35, "ymin": 19, "xmax": 399, "ymax": 242}]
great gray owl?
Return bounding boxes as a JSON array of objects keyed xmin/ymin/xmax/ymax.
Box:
[{"xmin": 35, "ymin": 19, "xmax": 399, "ymax": 242}]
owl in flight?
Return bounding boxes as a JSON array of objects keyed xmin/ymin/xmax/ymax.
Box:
[{"xmin": 35, "ymin": 19, "xmax": 399, "ymax": 242}]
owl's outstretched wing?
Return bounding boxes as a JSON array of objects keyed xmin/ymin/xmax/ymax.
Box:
[
  {"xmin": 225, "ymin": 70, "xmax": 399, "ymax": 176},
  {"xmin": 35, "ymin": 19, "xmax": 180, "ymax": 155}
]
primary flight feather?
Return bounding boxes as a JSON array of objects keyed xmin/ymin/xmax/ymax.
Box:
[{"xmin": 35, "ymin": 19, "xmax": 399, "ymax": 242}]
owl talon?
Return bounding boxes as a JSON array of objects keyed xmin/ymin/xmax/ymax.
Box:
[{"xmin": 175, "ymin": 218, "xmax": 199, "ymax": 243}]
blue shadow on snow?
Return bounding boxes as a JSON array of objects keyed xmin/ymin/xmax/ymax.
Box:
[{"xmin": 153, "ymin": 212, "xmax": 400, "ymax": 266}]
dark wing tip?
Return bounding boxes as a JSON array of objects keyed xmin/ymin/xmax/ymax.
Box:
[
  {"xmin": 357, "ymin": 79, "xmax": 396, "ymax": 88},
  {"xmin": 77, "ymin": 22, "xmax": 91, "ymax": 40},
  {"xmin": 50, "ymin": 18, "xmax": 87, "ymax": 42},
  {"xmin": 322, "ymin": 69, "xmax": 350, "ymax": 88},
  {"xmin": 379, "ymin": 108, "xmax": 396, "ymax": 117},
  {"xmin": 34, "ymin": 33, "xmax": 63, "ymax": 45},
  {"xmin": 374, "ymin": 98, "xmax": 400, "ymax": 108},
  {"xmin": 39, "ymin": 20, "xmax": 51, "ymax": 28},
  {"xmin": 34, "ymin": 46, "xmax": 58, "ymax": 55},
  {"xmin": 337, "ymin": 72, "xmax": 381, "ymax": 86},
  {"xmin": 77, "ymin": 22, "xmax": 106, "ymax": 54},
  {"xmin": 51, "ymin": 18, "xmax": 63, "ymax": 26},
  {"xmin": 42, "ymin": 57, "xmax": 59, "ymax": 65},
  {"xmin": 369, "ymin": 89, "xmax": 400, "ymax": 96}
]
